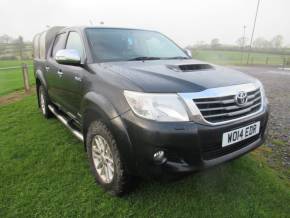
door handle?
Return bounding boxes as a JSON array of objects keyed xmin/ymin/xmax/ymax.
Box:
[
  {"xmin": 74, "ymin": 76, "xmax": 82, "ymax": 82},
  {"xmin": 57, "ymin": 70, "xmax": 63, "ymax": 77}
]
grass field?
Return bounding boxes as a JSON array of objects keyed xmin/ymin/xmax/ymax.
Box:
[
  {"xmin": 0, "ymin": 95, "xmax": 289, "ymax": 217},
  {"xmin": 0, "ymin": 60, "xmax": 32, "ymax": 68},
  {"xmin": 0, "ymin": 60, "xmax": 34, "ymax": 96},
  {"xmin": 192, "ymin": 49, "xmax": 290, "ymax": 66}
]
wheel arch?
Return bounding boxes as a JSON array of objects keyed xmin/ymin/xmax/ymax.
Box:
[
  {"xmin": 81, "ymin": 92, "xmax": 120, "ymax": 137},
  {"xmin": 81, "ymin": 92, "xmax": 136, "ymax": 173}
]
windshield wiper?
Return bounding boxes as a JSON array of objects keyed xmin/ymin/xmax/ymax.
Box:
[
  {"xmin": 166, "ymin": 56, "xmax": 189, "ymax": 60},
  {"xmin": 128, "ymin": 56, "xmax": 161, "ymax": 61}
]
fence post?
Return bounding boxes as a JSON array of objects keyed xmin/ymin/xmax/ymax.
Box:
[
  {"xmin": 281, "ymin": 57, "xmax": 286, "ymax": 70},
  {"xmin": 22, "ymin": 63, "xmax": 30, "ymax": 92}
]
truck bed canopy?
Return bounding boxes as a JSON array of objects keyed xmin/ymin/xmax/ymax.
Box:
[{"xmin": 33, "ymin": 26, "xmax": 65, "ymax": 59}]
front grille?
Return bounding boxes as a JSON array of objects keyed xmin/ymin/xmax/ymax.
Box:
[{"xmin": 193, "ymin": 88, "xmax": 262, "ymax": 123}]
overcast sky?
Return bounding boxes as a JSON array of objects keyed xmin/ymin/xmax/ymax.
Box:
[{"xmin": 1, "ymin": 0, "xmax": 289, "ymax": 46}]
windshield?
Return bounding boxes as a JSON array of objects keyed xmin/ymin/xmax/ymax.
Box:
[{"xmin": 86, "ymin": 28, "xmax": 188, "ymax": 62}]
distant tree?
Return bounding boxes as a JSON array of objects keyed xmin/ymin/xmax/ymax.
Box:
[
  {"xmin": 236, "ymin": 37, "xmax": 248, "ymax": 48},
  {"xmin": 210, "ymin": 38, "xmax": 221, "ymax": 48},
  {"xmin": 194, "ymin": 41, "xmax": 208, "ymax": 48},
  {"xmin": 271, "ymin": 35, "xmax": 283, "ymax": 49},
  {"xmin": 0, "ymin": 47, "xmax": 4, "ymax": 56},
  {"xmin": 253, "ymin": 37, "xmax": 271, "ymax": 49},
  {"xmin": 0, "ymin": 34, "xmax": 13, "ymax": 44},
  {"xmin": 16, "ymin": 36, "xmax": 25, "ymax": 60}
]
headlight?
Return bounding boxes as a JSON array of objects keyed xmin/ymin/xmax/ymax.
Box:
[{"xmin": 124, "ymin": 91, "xmax": 189, "ymax": 122}]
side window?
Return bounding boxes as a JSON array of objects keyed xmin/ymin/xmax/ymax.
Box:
[
  {"xmin": 66, "ymin": 32, "xmax": 84, "ymax": 59},
  {"xmin": 51, "ymin": 33, "xmax": 66, "ymax": 58}
]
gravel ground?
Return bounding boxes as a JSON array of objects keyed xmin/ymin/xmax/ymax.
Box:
[{"xmin": 233, "ymin": 66, "xmax": 290, "ymax": 179}]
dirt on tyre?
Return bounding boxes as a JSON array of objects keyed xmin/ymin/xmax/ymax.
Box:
[
  {"xmin": 86, "ymin": 120, "xmax": 131, "ymax": 196},
  {"xmin": 38, "ymin": 85, "xmax": 53, "ymax": 119}
]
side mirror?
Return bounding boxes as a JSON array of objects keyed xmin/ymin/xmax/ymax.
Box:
[
  {"xmin": 184, "ymin": 49, "xmax": 192, "ymax": 58},
  {"xmin": 55, "ymin": 49, "xmax": 81, "ymax": 65}
]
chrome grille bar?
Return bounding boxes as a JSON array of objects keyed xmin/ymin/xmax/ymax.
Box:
[
  {"xmin": 199, "ymin": 96, "xmax": 261, "ymax": 112},
  {"xmin": 203, "ymin": 102, "xmax": 261, "ymax": 119},
  {"xmin": 178, "ymin": 83, "xmax": 264, "ymax": 126}
]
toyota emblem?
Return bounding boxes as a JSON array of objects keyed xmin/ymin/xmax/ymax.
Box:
[{"xmin": 235, "ymin": 91, "xmax": 248, "ymax": 106}]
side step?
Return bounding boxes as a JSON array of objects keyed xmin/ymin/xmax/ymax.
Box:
[{"xmin": 48, "ymin": 105, "xmax": 84, "ymax": 142}]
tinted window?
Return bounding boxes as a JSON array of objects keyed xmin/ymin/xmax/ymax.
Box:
[
  {"xmin": 66, "ymin": 32, "xmax": 84, "ymax": 59},
  {"xmin": 86, "ymin": 28, "xmax": 187, "ymax": 62},
  {"xmin": 52, "ymin": 33, "xmax": 66, "ymax": 57}
]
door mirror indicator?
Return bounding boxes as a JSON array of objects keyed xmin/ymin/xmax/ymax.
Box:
[{"xmin": 55, "ymin": 49, "xmax": 81, "ymax": 65}]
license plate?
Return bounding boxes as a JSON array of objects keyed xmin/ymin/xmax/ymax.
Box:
[{"xmin": 222, "ymin": 122, "xmax": 260, "ymax": 147}]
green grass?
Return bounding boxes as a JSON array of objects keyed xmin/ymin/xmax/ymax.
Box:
[
  {"xmin": 0, "ymin": 95, "xmax": 289, "ymax": 217},
  {"xmin": 0, "ymin": 60, "xmax": 34, "ymax": 96},
  {"xmin": 192, "ymin": 49, "xmax": 290, "ymax": 66},
  {"xmin": 0, "ymin": 60, "xmax": 32, "ymax": 68}
]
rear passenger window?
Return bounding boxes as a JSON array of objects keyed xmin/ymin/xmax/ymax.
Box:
[
  {"xmin": 52, "ymin": 33, "xmax": 66, "ymax": 58},
  {"xmin": 66, "ymin": 32, "xmax": 84, "ymax": 59}
]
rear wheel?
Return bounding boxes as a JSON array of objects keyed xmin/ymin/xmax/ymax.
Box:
[
  {"xmin": 86, "ymin": 120, "xmax": 131, "ymax": 196},
  {"xmin": 38, "ymin": 85, "xmax": 53, "ymax": 119}
]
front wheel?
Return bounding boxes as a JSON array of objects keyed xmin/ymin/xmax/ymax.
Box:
[{"xmin": 86, "ymin": 120, "xmax": 131, "ymax": 196}]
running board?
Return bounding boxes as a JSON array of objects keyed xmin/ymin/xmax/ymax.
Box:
[{"xmin": 48, "ymin": 105, "xmax": 84, "ymax": 142}]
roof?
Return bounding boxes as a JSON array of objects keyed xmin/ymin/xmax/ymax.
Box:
[{"xmin": 64, "ymin": 25, "xmax": 157, "ymax": 32}]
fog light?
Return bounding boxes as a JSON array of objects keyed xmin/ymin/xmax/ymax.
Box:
[{"xmin": 153, "ymin": 150, "xmax": 166, "ymax": 163}]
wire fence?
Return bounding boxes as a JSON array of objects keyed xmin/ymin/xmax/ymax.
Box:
[
  {"xmin": 0, "ymin": 63, "xmax": 34, "ymax": 96},
  {"xmin": 0, "ymin": 43, "xmax": 33, "ymax": 60},
  {"xmin": 191, "ymin": 49, "xmax": 290, "ymax": 67}
]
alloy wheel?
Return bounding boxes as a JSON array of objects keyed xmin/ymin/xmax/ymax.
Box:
[{"xmin": 91, "ymin": 135, "xmax": 115, "ymax": 183}]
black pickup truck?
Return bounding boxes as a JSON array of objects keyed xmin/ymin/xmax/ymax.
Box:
[{"xmin": 33, "ymin": 26, "xmax": 269, "ymax": 195}]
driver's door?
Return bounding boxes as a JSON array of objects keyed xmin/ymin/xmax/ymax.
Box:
[{"xmin": 57, "ymin": 31, "xmax": 85, "ymax": 118}]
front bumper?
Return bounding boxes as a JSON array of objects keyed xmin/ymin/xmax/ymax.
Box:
[{"xmin": 120, "ymin": 106, "xmax": 269, "ymax": 177}]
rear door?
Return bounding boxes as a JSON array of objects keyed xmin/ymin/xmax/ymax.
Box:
[
  {"xmin": 57, "ymin": 31, "xmax": 86, "ymax": 118},
  {"xmin": 45, "ymin": 32, "xmax": 67, "ymax": 104}
]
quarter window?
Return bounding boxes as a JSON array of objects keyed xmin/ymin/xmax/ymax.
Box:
[{"xmin": 51, "ymin": 33, "xmax": 66, "ymax": 58}]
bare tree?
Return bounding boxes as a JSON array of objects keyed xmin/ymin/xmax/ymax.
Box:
[
  {"xmin": 236, "ymin": 37, "xmax": 248, "ymax": 48},
  {"xmin": 0, "ymin": 46, "xmax": 4, "ymax": 56},
  {"xmin": 0, "ymin": 34, "xmax": 13, "ymax": 44},
  {"xmin": 253, "ymin": 37, "xmax": 271, "ymax": 49},
  {"xmin": 210, "ymin": 38, "xmax": 220, "ymax": 48},
  {"xmin": 16, "ymin": 36, "xmax": 25, "ymax": 60},
  {"xmin": 194, "ymin": 40, "xmax": 208, "ymax": 48},
  {"xmin": 271, "ymin": 35, "xmax": 283, "ymax": 49}
]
